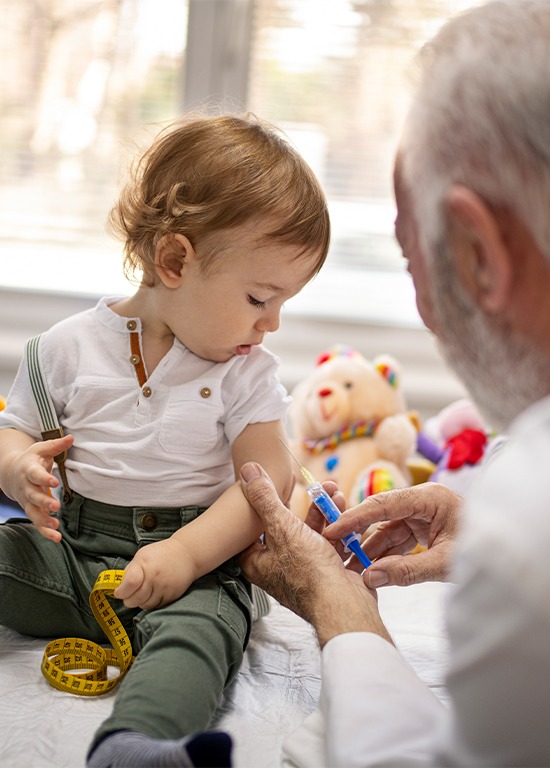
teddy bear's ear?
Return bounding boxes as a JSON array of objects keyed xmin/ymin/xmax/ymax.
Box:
[
  {"xmin": 316, "ymin": 344, "xmax": 360, "ymax": 367},
  {"xmin": 316, "ymin": 350, "xmax": 333, "ymax": 366},
  {"xmin": 374, "ymin": 355, "xmax": 400, "ymax": 388}
]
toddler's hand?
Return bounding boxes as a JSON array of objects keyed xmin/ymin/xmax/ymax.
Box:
[
  {"xmin": 114, "ymin": 537, "xmax": 195, "ymax": 610},
  {"xmin": 7, "ymin": 434, "xmax": 74, "ymax": 542}
]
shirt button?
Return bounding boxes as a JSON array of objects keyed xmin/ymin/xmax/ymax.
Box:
[
  {"xmin": 200, "ymin": 387, "xmax": 211, "ymax": 399},
  {"xmin": 130, "ymin": 354, "xmax": 141, "ymax": 366},
  {"xmin": 126, "ymin": 320, "xmax": 137, "ymax": 331},
  {"xmin": 142, "ymin": 386, "xmax": 152, "ymax": 398},
  {"xmin": 140, "ymin": 512, "xmax": 157, "ymax": 531}
]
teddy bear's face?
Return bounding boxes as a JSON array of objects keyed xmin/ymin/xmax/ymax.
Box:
[{"xmin": 290, "ymin": 355, "xmax": 406, "ymax": 441}]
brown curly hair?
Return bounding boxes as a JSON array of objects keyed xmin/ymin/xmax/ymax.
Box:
[{"xmin": 109, "ymin": 112, "xmax": 331, "ymax": 286}]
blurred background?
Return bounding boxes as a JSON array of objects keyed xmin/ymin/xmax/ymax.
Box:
[{"xmin": 0, "ymin": 0, "xmax": 484, "ymax": 418}]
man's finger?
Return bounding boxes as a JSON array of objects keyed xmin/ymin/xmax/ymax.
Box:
[
  {"xmin": 364, "ymin": 550, "xmax": 446, "ymax": 589},
  {"xmin": 303, "ymin": 501, "xmax": 326, "ymax": 534},
  {"xmin": 239, "ymin": 537, "xmax": 264, "ymax": 569},
  {"xmin": 240, "ymin": 462, "xmax": 287, "ymax": 528},
  {"xmin": 363, "ymin": 520, "xmax": 418, "ymax": 560},
  {"xmin": 326, "ymin": 486, "xmax": 425, "ymax": 540},
  {"xmin": 241, "ymin": 535, "xmax": 265, "ymax": 558},
  {"xmin": 239, "ymin": 539, "xmax": 267, "ymax": 583}
]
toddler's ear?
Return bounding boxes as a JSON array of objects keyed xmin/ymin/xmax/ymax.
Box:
[{"xmin": 155, "ymin": 234, "xmax": 195, "ymax": 286}]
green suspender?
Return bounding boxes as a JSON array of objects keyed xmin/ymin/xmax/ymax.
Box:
[{"xmin": 25, "ymin": 335, "xmax": 72, "ymax": 503}]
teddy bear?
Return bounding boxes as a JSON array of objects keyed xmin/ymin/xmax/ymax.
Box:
[{"xmin": 287, "ymin": 345, "xmax": 418, "ymax": 519}]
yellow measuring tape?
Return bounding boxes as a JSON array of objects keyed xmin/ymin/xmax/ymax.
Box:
[{"xmin": 41, "ymin": 569, "xmax": 134, "ymax": 696}]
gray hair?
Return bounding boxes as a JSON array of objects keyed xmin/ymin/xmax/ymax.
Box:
[{"xmin": 401, "ymin": 0, "xmax": 550, "ymax": 263}]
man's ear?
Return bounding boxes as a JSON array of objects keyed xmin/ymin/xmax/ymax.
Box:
[
  {"xmin": 445, "ymin": 185, "xmax": 512, "ymax": 313},
  {"xmin": 155, "ymin": 234, "xmax": 196, "ymax": 287}
]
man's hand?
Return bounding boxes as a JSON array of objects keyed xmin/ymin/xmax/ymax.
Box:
[
  {"xmin": 1, "ymin": 434, "xmax": 74, "ymax": 542},
  {"xmin": 239, "ymin": 462, "xmax": 393, "ymax": 648},
  {"xmin": 114, "ymin": 537, "xmax": 196, "ymax": 610},
  {"xmin": 325, "ymin": 483, "xmax": 462, "ymax": 589}
]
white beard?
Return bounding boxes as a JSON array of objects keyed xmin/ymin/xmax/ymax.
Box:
[{"xmin": 430, "ymin": 244, "xmax": 550, "ymax": 433}]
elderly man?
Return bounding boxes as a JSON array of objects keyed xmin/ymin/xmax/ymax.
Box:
[{"xmin": 238, "ymin": 1, "xmax": 550, "ymax": 765}]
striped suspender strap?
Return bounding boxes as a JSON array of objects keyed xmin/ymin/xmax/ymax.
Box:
[{"xmin": 25, "ymin": 335, "xmax": 73, "ymax": 503}]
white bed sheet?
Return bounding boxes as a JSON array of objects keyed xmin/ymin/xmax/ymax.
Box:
[{"xmin": 0, "ymin": 581, "xmax": 449, "ymax": 768}]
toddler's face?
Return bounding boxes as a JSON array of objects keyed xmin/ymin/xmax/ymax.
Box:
[{"xmin": 162, "ymin": 225, "xmax": 320, "ymax": 363}]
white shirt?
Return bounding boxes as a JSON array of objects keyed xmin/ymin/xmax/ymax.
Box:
[
  {"xmin": 0, "ymin": 297, "xmax": 290, "ymax": 506},
  {"xmin": 282, "ymin": 395, "xmax": 550, "ymax": 767}
]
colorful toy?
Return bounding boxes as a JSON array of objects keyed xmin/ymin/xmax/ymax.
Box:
[
  {"xmin": 288, "ymin": 345, "xmax": 418, "ymax": 519},
  {"xmin": 417, "ymin": 398, "xmax": 493, "ymax": 494}
]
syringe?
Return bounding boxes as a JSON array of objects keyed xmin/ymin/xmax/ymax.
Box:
[{"xmin": 281, "ymin": 441, "xmax": 372, "ymax": 570}]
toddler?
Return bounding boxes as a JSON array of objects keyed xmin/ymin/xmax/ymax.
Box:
[{"xmin": 0, "ymin": 112, "xmax": 330, "ymax": 767}]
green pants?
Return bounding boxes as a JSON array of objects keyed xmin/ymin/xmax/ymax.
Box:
[{"xmin": 0, "ymin": 493, "xmax": 252, "ymax": 753}]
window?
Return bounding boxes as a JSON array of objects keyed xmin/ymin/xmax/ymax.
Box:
[
  {"xmin": 0, "ymin": 0, "xmax": 189, "ymax": 296},
  {"xmin": 1, "ymin": 0, "xmax": 484, "ymax": 327},
  {"xmin": 245, "ymin": 0, "xmax": 484, "ymax": 325}
]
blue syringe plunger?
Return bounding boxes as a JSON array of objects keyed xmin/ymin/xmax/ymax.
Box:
[
  {"xmin": 305, "ymin": 482, "xmax": 372, "ymax": 569},
  {"xmin": 279, "ymin": 439, "xmax": 372, "ymax": 570}
]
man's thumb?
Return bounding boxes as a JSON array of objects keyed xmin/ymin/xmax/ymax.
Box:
[
  {"xmin": 240, "ymin": 462, "xmax": 280, "ymax": 522},
  {"xmin": 240, "ymin": 462, "xmax": 263, "ymax": 484}
]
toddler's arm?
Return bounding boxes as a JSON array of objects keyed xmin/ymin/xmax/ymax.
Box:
[
  {"xmin": 0, "ymin": 428, "xmax": 74, "ymax": 542},
  {"xmin": 115, "ymin": 419, "xmax": 294, "ymax": 610}
]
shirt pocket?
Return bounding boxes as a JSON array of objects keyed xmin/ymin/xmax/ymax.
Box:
[{"xmin": 158, "ymin": 381, "xmax": 223, "ymax": 454}]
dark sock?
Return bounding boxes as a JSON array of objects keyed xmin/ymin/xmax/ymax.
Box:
[
  {"xmin": 87, "ymin": 729, "xmax": 233, "ymax": 768},
  {"xmin": 185, "ymin": 731, "xmax": 233, "ymax": 767}
]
